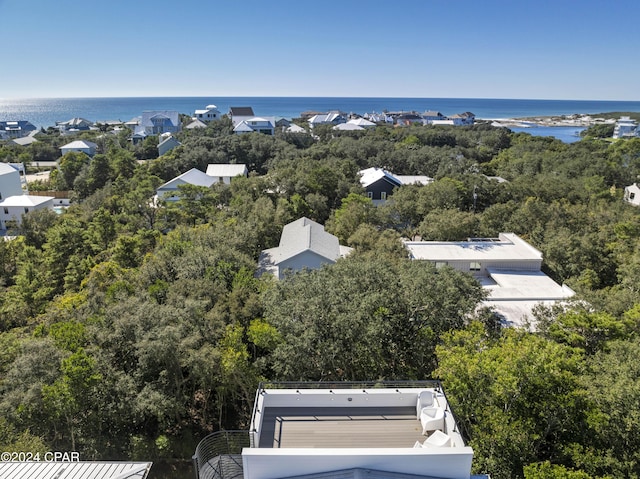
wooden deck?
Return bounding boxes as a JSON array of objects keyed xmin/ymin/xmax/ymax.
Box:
[{"xmin": 259, "ymin": 407, "xmax": 425, "ymax": 448}]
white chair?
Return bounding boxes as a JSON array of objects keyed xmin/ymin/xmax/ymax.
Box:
[
  {"xmin": 420, "ymin": 406, "xmax": 445, "ymax": 434},
  {"xmin": 423, "ymin": 430, "xmax": 452, "ymax": 448},
  {"xmin": 416, "ymin": 390, "xmax": 434, "ymax": 417}
]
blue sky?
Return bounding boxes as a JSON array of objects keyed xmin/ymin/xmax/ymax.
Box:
[{"xmin": 0, "ymin": 0, "xmax": 637, "ymax": 100}]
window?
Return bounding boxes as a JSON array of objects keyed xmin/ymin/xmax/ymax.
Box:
[
  {"xmin": 469, "ymin": 262, "xmax": 481, "ymax": 271},
  {"xmin": 367, "ymin": 191, "xmax": 373, "ymax": 199},
  {"xmin": 631, "ymin": 192, "xmax": 636, "ymax": 200},
  {"xmin": 3, "ymin": 207, "xmax": 7, "ymax": 215},
  {"xmin": 24, "ymin": 207, "xmax": 29, "ymax": 214},
  {"xmin": 435, "ymin": 262, "xmax": 447, "ymax": 269},
  {"xmin": 380, "ymin": 192, "xmax": 387, "ymax": 200}
]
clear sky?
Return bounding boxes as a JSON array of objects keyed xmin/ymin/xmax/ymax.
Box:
[{"xmin": 0, "ymin": 0, "xmax": 638, "ymax": 100}]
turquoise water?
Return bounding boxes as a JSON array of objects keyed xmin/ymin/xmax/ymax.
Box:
[
  {"xmin": 1, "ymin": 97, "xmax": 639, "ymax": 129},
  {"xmin": 509, "ymin": 126, "xmax": 586, "ymax": 143}
]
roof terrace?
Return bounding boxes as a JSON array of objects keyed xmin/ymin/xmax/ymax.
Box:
[{"xmin": 194, "ymin": 381, "xmax": 481, "ymax": 479}]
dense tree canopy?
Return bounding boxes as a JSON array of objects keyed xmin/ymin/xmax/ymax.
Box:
[{"xmin": 1, "ymin": 117, "xmax": 640, "ymax": 478}]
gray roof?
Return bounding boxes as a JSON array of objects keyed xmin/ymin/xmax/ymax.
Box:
[
  {"xmin": 157, "ymin": 168, "xmax": 217, "ymax": 190},
  {"xmin": 229, "ymin": 107, "xmax": 255, "ymax": 116},
  {"xmin": 0, "ymin": 462, "xmax": 152, "ymax": 479},
  {"xmin": 140, "ymin": 110, "xmax": 179, "ymax": 127}
]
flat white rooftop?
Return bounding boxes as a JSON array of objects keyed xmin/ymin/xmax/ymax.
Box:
[{"xmin": 405, "ymin": 233, "xmax": 542, "ymax": 262}]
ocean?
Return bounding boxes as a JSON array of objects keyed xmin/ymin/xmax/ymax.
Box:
[{"xmin": 1, "ymin": 97, "xmax": 640, "ymax": 130}]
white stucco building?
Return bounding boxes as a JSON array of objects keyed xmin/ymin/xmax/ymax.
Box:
[
  {"xmin": 0, "ymin": 195, "xmax": 54, "ymax": 229},
  {"xmin": 0, "ymin": 163, "xmax": 24, "ymax": 200},
  {"xmin": 404, "ymin": 233, "xmax": 575, "ymax": 327},
  {"xmin": 194, "ymin": 104, "xmax": 222, "ymax": 122},
  {"xmin": 193, "ymin": 381, "xmax": 487, "ymax": 479},
  {"xmin": 205, "ymin": 164, "xmax": 248, "ymax": 184},
  {"xmin": 60, "ymin": 140, "xmax": 98, "ymax": 157}
]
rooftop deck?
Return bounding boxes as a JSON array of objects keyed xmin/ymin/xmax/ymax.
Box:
[{"xmin": 260, "ymin": 406, "xmax": 425, "ymax": 448}]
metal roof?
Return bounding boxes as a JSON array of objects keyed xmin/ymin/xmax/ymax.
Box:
[{"xmin": 0, "ymin": 461, "xmax": 152, "ymax": 479}]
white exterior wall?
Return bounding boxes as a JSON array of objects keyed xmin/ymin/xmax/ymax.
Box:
[
  {"xmin": 0, "ymin": 197, "xmax": 54, "ymax": 228},
  {"xmin": 278, "ymin": 251, "xmax": 335, "ymax": 279},
  {"xmin": 0, "ymin": 168, "xmax": 23, "ymax": 200}
]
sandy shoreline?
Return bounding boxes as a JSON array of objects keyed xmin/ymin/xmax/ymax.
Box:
[{"xmin": 483, "ymin": 113, "xmax": 616, "ymax": 128}]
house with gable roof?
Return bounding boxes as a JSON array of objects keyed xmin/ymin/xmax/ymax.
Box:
[
  {"xmin": 194, "ymin": 104, "xmax": 221, "ymax": 122},
  {"xmin": 307, "ymin": 111, "xmax": 347, "ymax": 129},
  {"xmin": 0, "ymin": 120, "xmax": 37, "ymax": 139},
  {"xmin": 359, "ymin": 167, "xmax": 403, "ymax": 204},
  {"xmin": 56, "ymin": 117, "xmax": 94, "ymax": 133},
  {"xmin": 205, "ymin": 164, "xmax": 248, "ymax": 184},
  {"xmin": 0, "ymin": 194, "xmax": 54, "ymax": 229},
  {"xmin": 139, "ymin": 110, "xmax": 181, "ymax": 135},
  {"xmin": 0, "ymin": 163, "xmax": 24, "ymax": 200},
  {"xmin": 60, "ymin": 139, "xmax": 98, "ymax": 157},
  {"xmin": 155, "ymin": 168, "xmax": 216, "ymax": 202},
  {"xmin": 157, "ymin": 134, "xmax": 181, "ymax": 156},
  {"xmin": 624, "ymin": 183, "xmax": 640, "ymax": 206},
  {"xmin": 233, "ymin": 117, "xmax": 276, "ymax": 135},
  {"xmin": 257, "ymin": 217, "xmax": 353, "ymax": 279}
]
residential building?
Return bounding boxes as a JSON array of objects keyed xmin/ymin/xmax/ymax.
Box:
[
  {"xmin": 308, "ymin": 111, "xmax": 347, "ymax": 128},
  {"xmin": 155, "ymin": 168, "xmax": 216, "ymax": 201},
  {"xmin": 0, "ymin": 195, "xmax": 54, "ymax": 229},
  {"xmin": 56, "ymin": 117, "xmax": 94, "ymax": 133},
  {"xmin": 395, "ymin": 112, "xmax": 424, "ymax": 126},
  {"xmin": 10, "ymin": 136, "xmax": 39, "ymax": 147},
  {"xmin": 185, "ymin": 119, "xmax": 208, "ymax": 130},
  {"xmin": 205, "ymin": 164, "xmax": 248, "ymax": 184},
  {"xmin": 233, "ymin": 117, "xmax": 276, "ymax": 135},
  {"xmin": 358, "ymin": 167, "xmax": 433, "ymax": 205},
  {"xmin": 157, "ymin": 134, "xmax": 181, "ymax": 156},
  {"xmin": 346, "ymin": 117, "xmax": 377, "ymax": 128},
  {"xmin": 359, "ymin": 167, "xmax": 402, "ymax": 204},
  {"xmin": 624, "ymin": 183, "xmax": 640, "ymax": 206},
  {"xmin": 139, "ymin": 110, "xmax": 181, "ymax": 136},
  {"xmin": 194, "ymin": 104, "xmax": 222, "ymax": 122},
  {"xmin": 0, "ymin": 163, "xmax": 25, "ymax": 200},
  {"xmin": 404, "ymin": 233, "xmax": 575, "ymax": 327},
  {"xmin": 60, "ymin": 140, "xmax": 98, "ymax": 157},
  {"xmin": 613, "ymin": 116, "xmax": 639, "ymax": 139},
  {"xmin": 193, "ymin": 381, "xmax": 487, "ymax": 479},
  {"xmin": 257, "ymin": 217, "xmax": 353, "ymax": 279},
  {"xmin": 0, "ymin": 120, "xmax": 37, "ymax": 139},
  {"xmin": 422, "ymin": 111, "xmax": 446, "ymax": 123}
]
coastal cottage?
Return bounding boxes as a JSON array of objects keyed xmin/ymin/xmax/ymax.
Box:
[
  {"xmin": 139, "ymin": 110, "xmax": 181, "ymax": 135},
  {"xmin": 233, "ymin": 117, "xmax": 276, "ymax": 135},
  {"xmin": 0, "ymin": 163, "xmax": 24, "ymax": 200},
  {"xmin": 257, "ymin": 217, "xmax": 353, "ymax": 279},
  {"xmin": 307, "ymin": 111, "xmax": 347, "ymax": 128},
  {"xmin": 358, "ymin": 167, "xmax": 433, "ymax": 205},
  {"xmin": 0, "ymin": 195, "xmax": 54, "ymax": 229},
  {"xmin": 613, "ymin": 116, "xmax": 639, "ymax": 139},
  {"xmin": 194, "ymin": 104, "xmax": 221, "ymax": 122},
  {"xmin": 157, "ymin": 134, "xmax": 181, "ymax": 156},
  {"xmin": 205, "ymin": 163, "xmax": 248, "ymax": 184},
  {"xmin": 56, "ymin": 117, "xmax": 93, "ymax": 133},
  {"xmin": 422, "ymin": 111, "xmax": 446, "ymax": 124},
  {"xmin": 60, "ymin": 139, "xmax": 98, "ymax": 157},
  {"xmin": 155, "ymin": 168, "xmax": 216, "ymax": 202}
]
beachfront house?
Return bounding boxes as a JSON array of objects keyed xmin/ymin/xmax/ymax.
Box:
[
  {"xmin": 194, "ymin": 104, "xmax": 221, "ymax": 122},
  {"xmin": 60, "ymin": 140, "xmax": 98, "ymax": 157},
  {"xmin": 205, "ymin": 163, "xmax": 248, "ymax": 184},
  {"xmin": 422, "ymin": 111, "xmax": 446, "ymax": 124},
  {"xmin": 56, "ymin": 117, "xmax": 94, "ymax": 133},
  {"xmin": 0, "ymin": 120, "xmax": 37, "ymax": 139},
  {"xmin": 257, "ymin": 217, "xmax": 353, "ymax": 279},
  {"xmin": 404, "ymin": 233, "xmax": 575, "ymax": 328}
]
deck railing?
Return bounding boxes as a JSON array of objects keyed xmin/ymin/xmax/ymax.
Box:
[{"xmin": 192, "ymin": 430, "xmax": 249, "ymax": 479}]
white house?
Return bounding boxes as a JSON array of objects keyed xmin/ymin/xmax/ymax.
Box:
[
  {"xmin": 233, "ymin": 117, "xmax": 276, "ymax": 135},
  {"xmin": 56, "ymin": 117, "xmax": 93, "ymax": 133},
  {"xmin": 346, "ymin": 117, "xmax": 376, "ymax": 128},
  {"xmin": 404, "ymin": 233, "xmax": 575, "ymax": 328},
  {"xmin": 205, "ymin": 164, "xmax": 248, "ymax": 184},
  {"xmin": 155, "ymin": 168, "xmax": 217, "ymax": 201},
  {"xmin": 185, "ymin": 119, "xmax": 208, "ymax": 130},
  {"xmin": 0, "ymin": 163, "xmax": 25, "ymax": 200},
  {"xmin": 624, "ymin": 183, "xmax": 640, "ymax": 206},
  {"xmin": 257, "ymin": 217, "xmax": 353, "ymax": 279},
  {"xmin": 0, "ymin": 195, "xmax": 54, "ymax": 229},
  {"xmin": 60, "ymin": 140, "xmax": 98, "ymax": 157},
  {"xmin": 157, "ymin": 134, "xmax": 181, "ymax": 156},
  {"xmin": 194, "ymin": 104, "xmax": 222, "ymax": 122},
  {"xmin": 192, "ymin": 381, "xmax": 486, "ymax": 479},
  {"xmin": 613, "ymin": 116, "xmax": 639, "ymax": 139}
]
